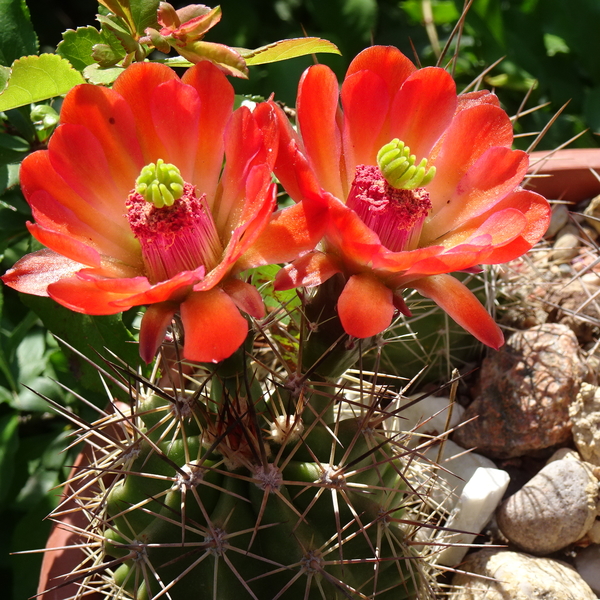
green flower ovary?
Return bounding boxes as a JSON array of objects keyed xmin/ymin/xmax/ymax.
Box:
[
  {"xmin": 377, "ymin": 139, "xmax": 436, "ymax": 190},
  {"xmin": 135, "ymin": 159, "xmax": 185, "ymax": 208}
]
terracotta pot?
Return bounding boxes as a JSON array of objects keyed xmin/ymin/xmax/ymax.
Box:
[{"xmin": 526, "ymin": 148, "xmax": 600, "ymax": 203}]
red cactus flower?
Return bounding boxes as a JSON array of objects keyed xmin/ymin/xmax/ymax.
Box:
[
  {"xmin": 2, "ymin": 61, "xmax": 323, "ymax": 364},
  {"xmin": 271, "ymin": 45, "xmax": 551, "ymax": 348}
]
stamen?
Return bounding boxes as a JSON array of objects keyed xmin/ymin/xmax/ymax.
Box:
[
  {"xmin": 135, "ymin": 158, "xmax": 185, "ymax": 208},
  {"xmin": 377, "ymin": 139, "xmax": 436, "ymax": 190},
  {"xmin": 346, "ymin": 165, "xmax": 431, "ymax": 252},
  {"xmin": 127, "ymin": 183, "xmax": 223, "ymax": 283}
]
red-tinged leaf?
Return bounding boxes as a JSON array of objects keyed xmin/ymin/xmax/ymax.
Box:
[{"xmin": 177, "ymin": 40, "xmax": 248, "ymax": 78}]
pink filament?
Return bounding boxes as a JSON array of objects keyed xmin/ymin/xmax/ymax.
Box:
[
  {"xmin": 127, "ymin": 183, "xmax": 222, "ymax": 283},
  {"xmin": 346, "ymin": 165, "xmax": 431, "ymax": 252}
]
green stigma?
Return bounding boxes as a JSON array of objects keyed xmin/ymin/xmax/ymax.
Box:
[
  {"xmin": 377, "ymin": 139, "xmax": 436, "ymax": 190},
  {"xmin": 135, "ymin": 159, "xmax": 185, "ymax": 208}
]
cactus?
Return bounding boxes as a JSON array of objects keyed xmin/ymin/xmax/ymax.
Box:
[{"xmin": 41, "ymin": 292, "xmax": 444, "ymax": 600}]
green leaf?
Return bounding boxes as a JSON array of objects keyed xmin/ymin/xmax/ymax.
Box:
[
  {"xmin": 83, "ymin": 63, "xmax": 124, "ymax": 85},
  {"xmin": 0, "ymin": 132, "xmax": 29, "ymax": 163},
  {"xmin": 0, "ymin": 163, "xmax": 20, "ymax": 195},
  {"xmin": 57, "ymin": 26, "xmax": 104, "ymax": 71},
  {"xmin": 0, "ymin": 65, "xmax": 10, "ymax": 93},
  {"xmin": 240, "ymin": 37, "xmax": 341, "ymax": 66},
  {"xmin": 0, "ymin": 54, "xmax": 85, "ymax": 113},
  {"xmin": 0, "ymin": 413, "xmax": 19, "ymax": 506},
  {"xmin": 0, "ymin": 0, "xmax": 38, "ymax": 67},
  {"xmin": 129, "ymin": 0, "xmax": 160, "ymax": 36},
  {"xmin": 22, "ymin": 296, "xmax": 144, "ymax": 395}
]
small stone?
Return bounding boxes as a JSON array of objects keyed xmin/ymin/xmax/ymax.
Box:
[
  {"xmin": 423, "ymin": 439, "xmax": 499, "ymax": 505},
  {"xmin": 551, "ymin": 224, "xmax": 580, "ymax": 262},
  {"xmin": 545, "ymin": 203, "xmax": 570, "ymax": 237},
  {"xmin": 584, "ymin": 194, "xmax": 600, "ymax": 235},
  {"xmin": 570, "ymin": 383, "xmax": 600, "ymax": 467},
  {"xmin": 449, "ymin": 549, "xmax": 597, "ymax": 600},
  {"xmin": 496, "ymin": 458, "xmax": 599, "ymax": 554},
  {"xmin": 547, "ymin": 447, "xmax": 583, "ymax": 462},
  {"xmin": 387, "ymin": 395, "xmax": 464, "ymax": 447},
  {"xmin": 575, "ymin": 545, "xmax": 600, "ymax": 595},
  {"xmin": 436, "ymin": 467, "xmax": 510, "ymax": 566},
  {"xmin": 454, "ymin": 324, "xmax": 584, "ymax": 459}
]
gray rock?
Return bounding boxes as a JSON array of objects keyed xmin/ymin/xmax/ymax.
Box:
[
  {"xmin": 545, "ymin": 203, "xmax": 570, "ymax": 238},
  {"xmin": 584, "ymin": 194, "xmax": 600, "ymax": 235},
  {"xmin": 449, "ymin": 549, "xmax": 597, "ymax": 600},
  {"xmin": 454, "ymin": 324, "xmax": 585, "ymax": 459},
  {"xmin": 496, "ymin": 458, "xmax": 599, "ymax": 554},
  {"xmin": 551, "ymin": 224, "xmax": 580, "ymax": 262}
]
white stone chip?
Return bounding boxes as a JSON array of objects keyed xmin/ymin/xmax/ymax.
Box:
[{"xmin": 436, "ymin": 466, "xmax": 510, "ymax": 566}]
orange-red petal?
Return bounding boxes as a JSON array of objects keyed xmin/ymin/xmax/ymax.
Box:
[
  {"xmin": 425, "ymin": 147, "xmax": 529, "ymax": 240},
  {"xmin": 59, "ymin": 83, "xmax": 144, "ymax": 192},
  {"xmin": 111, "ymin": 61, "xmax": 179, "ymax": 162},
  {"xmin": 412, "ymin": 274, "xmax": 504, "ymax": 349},
  {"xmin": 427, "ymin": 103, "xmax": 514, "ymax": 212},
  {"xmin": 390, "ymin": 67, "xmax": 457, "ymax": 161},
  {"xmin": 345, "ymin": 46, "xmax": 416, "ymax": 99},
  {"xmin": 274, "ymin": 251, "xmax": 342, "ymax": 290},
  {"xmin": 180, "ymin": 288, "xmax": 248, "ymax": 363},
  {"xmin": 221, "ymin": 278, "xmax": 265, "ymax": 319},
  {"xmin": 297, "ymin": 64, "xmax": 344, "ymax": 200},
  {"xmin": 341, "ymin": 68, "xmax": 390, "ymax": 176},
  {"xmin": 139, "ymin": 302, "xmax": 178, "ymax": 363},
  {"xmin": 1, "ymin": 249, "xmax": 85, "ymax": 296},
  {"xmin": 182, "ymin": 62, "xmax": 235, "ymax": 203},
  {"xmin": 337, "ymin": 273, "xmax": 395, "ymax": 338},
  {"xmin": 238, "ymin": 198, "xmax": 330, "ymax": 271}
]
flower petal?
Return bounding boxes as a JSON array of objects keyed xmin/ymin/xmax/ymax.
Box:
[
  {"xmin": 427, "ymin": 103, "xmax": 514, "ymax": 213},
  {"xmin": 412, "ymin": 274, "xmax": 504, "ymax": 349},
  {"xmin": 139, "ymin": 302, "xmax": 178, "ymax": 364},
  {"xmin": 112, "ymin": 62, "xmax": 180, "ymax": 162},
  {"xmin": 274, "ymin": 251, "xmax": 342, "ymax": 290},
  {"xmin": 26, "ymin": 222, "xmax": 102, "ymax": 268},
  {"xmin": 180, "ymin": 288, "xmax": 248, "ymax": 363},
  {"xmin": 151, "ymin": 78, "xmax": 201, "ymax": 180},
  {"xmin": 48, "ymin": 124, "xmax": 130, "ymax": 224},
  {"xmin": 182, "ymin": 61, "xmax": 235, "ymax": 202},
  {"xmin": 424, "ymin": 147, "xmax": 529, "ymax": 242},
  {"xmin": 341, "ymin": 68, "xmax": 390, "ymax": 176},
  {"xmin": 28, "ymin": 189, "xmax": 140, "ymax": 267},
  {"xmin": 214, "ymin": 106, "xmax": 267, "ymax": 232},
  {"xmin": 47, "ymin": 276, "xmax": 139, "ymax": 315},
  {"xmin": 390, "ymin": 67, "xmax": 457, "ymax": 161},
  {"xmin": 337, "ymin": 273, "xmax": 395, "ymax": 338},
  {"xmin": 238, "ymin": 196, "xmax": 329, "ymax": 271},
  {"xmin": 266, "ymin": 102, "xmax": 323, "ymax": 205},
  {"xmin": 221, "ymin": 278, "xmax": 265, "ymax": 319},
  {"xmin": 345, "ymin": 46, "xmax": 416, "ymax": 99},
  {"xmin": 297, "ymin": 64, "xmax": 344, "ymax": 200},
  {"xmin": 1, "ymin": 249, "xmax": 85, "ymax": 296},
  {"xmin": 471, "ymin": 188, "xmax": 551, "ymax": 264},
  {"xmin": 436, "ymin": 207, "xmax": 527, "ymax": 251},
  {"xmin": 59, "ymin": 83, "xmax": 144, "ymax": 192},
  {"xmin": 21, "ymin": 152, "xmax": 139, "ymax": 259}
]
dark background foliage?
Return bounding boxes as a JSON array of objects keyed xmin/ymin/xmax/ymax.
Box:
[{"xmin": 2, "ymin": 1, "xmax": 599, "ymax": 598}]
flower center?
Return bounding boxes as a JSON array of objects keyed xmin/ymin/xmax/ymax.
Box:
[
  {"xmin": 345, "ymin": 141, "xmax": 434, "ymax": 253},
  {"xmin": 135, "ymin": 158, "xmax": 185, "ymax": 208},
  {"xmin": 127, "ymin": 161, "xmax": 223, "ymax": 283},
  {"xmin": 346, "ymin": 165, "xmax": 432, "ymax": 253},
  {"xmin": 377, "ymin": 138, "xmax": 436, "ymax": 190}
]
